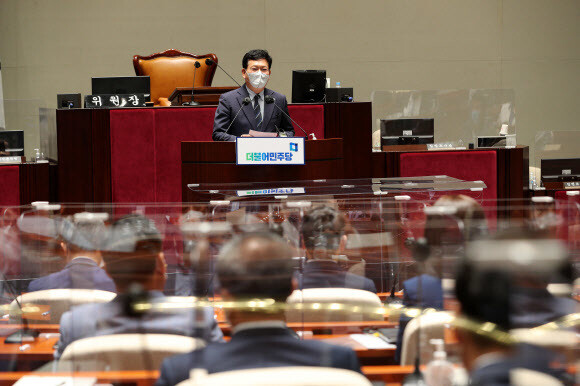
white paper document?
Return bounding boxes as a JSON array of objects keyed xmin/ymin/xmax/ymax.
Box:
[{"xmin": 350, "ymin": 334, "xmax": 396, "ymax": 349}]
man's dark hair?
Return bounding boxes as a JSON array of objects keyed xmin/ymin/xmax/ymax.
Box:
[
  {"xmin": 217, "ymin": 232, "xmax": 295, "ymax": 302},
  {"xmin": 300, "ymin": 205, "xmax": 345, "ymax": 251},
  {"xmin": 101, "ymin": 214, "xmax": 163, "ymax": 280},
  {"xmin": 242, "ymin": 49, "xmax": 272, "ymax": 70}
]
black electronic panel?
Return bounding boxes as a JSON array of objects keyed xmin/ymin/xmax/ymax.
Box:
[
  {"xmin": 541, "ymin": 158, "xmax": 580, "ymax": 183},
  {"xmin": 91, "ymin": 76, "xmax": 150, "ymax": 101},
  {"xmin": 291, "ymin": 70, "xmax": 326, "ymax": 103},
  {"xmin": 380, "ymin": 118, "xmax": 434, "ymax": 146},
  {"xmin": 325, "ymin": 87, "xmax": 353, "ymax": 102},
  {"xmin": 0, "ymin": 130, "xmax": 24, "ymax": 156},
  {"xmin": 57, "ymin": 93, "xmax": 82, "ymax": 109}
]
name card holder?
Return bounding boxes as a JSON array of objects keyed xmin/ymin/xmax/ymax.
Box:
[
  {"xmin": 84, "ymin": 94, "xmax": 147, "ymax": 108},
  {"xmin": 0, "ymin": 156, "xmax": 25, "ymax": 164},
  {"xmin": 236, "ymin": 137, "xmax": 305, "ymax": 166}
]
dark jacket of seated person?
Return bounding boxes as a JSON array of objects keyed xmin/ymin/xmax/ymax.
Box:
[
  {"xmin": 295, "ymin": 259, "xmax": 377, "ymax": 293},
  {"xmin": 56, "ymin": 214, "xmax": 224, "ymax": 359},
  {"xmin": 24, "ymin": 216, "xmax": 115, "ymax": 293},
  {"xmin": 28, "ymin": 257, "xmax": 115, "ymax": 293},
  {"xmin": 156, "ymin": 232, "xmax": 361, "ymax": 386}
]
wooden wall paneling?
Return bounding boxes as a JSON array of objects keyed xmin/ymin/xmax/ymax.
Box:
[
  {"xmin": 339, "ymin": 102, "xmax": 372, "ymax": 179},
  {"xmin": 56, "ymin": 109, "xmax": 95, "ymax": 203},
  {"xmin": 18, "ymin": 163, "xmax": 50, "ymax": 205},
  {"xmin": 90, "ymin": 109, "xmax": 112, "ymax": 203}
]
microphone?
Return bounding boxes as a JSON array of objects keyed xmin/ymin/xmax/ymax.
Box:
[
  {"xmin": 1, "ymin": 270, "xmax": 39, "ymax": 344},
  {"xmin": 205, "ymin": 58, "xmax": 241, "ymax": 87},
  {"xmin": 265, "ymin": 96, "xmax": 317, "ymax": 140},
  {"xmin": 184, "ymin": 61, "xmax": 201, "ymax": 106},
  {"xmin": 225, "ymin": 97, "xmax": 251, "ymax": 135}
]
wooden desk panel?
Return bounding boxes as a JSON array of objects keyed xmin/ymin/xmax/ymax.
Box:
[
  {"xmin": 0, "ymin": 336, "xmax": 57, "ymax": 361},
  {"xmin": 0, "ymin": 367, "xmax": 413, "ymax": 386},
  {"xmin": 182, "ymin": 139, "xmax": 345, "ymax": 201}
]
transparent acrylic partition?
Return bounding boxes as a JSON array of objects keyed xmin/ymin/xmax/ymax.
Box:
[
  {"xmin": 39, "ymin": 108, "xmax": 57, "ymax": 162},
  {"xmin": 2, "ymin": 99, "xmax": 46, "ymax": 160},
  {"xmin": 371, "ymin": 89, "xmax": 516, "ymax": 150},
  {"xmin": 0, "ymin": 197, "xmax": 576, "ymax": 381},
  {"xmin": 533, "ymin": 130, "xmax": 580, "ymax": 190}
]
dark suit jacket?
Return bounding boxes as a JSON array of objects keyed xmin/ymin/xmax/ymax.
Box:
[
  {"xmin": 56, "ymin": 291, "xmax": 223, "ymax": 359},
  {"xmin": 395, "ymin": 274, "xmax": 444, "ymax": 363},
  {"xmin": 510, "ymin": 286, "xmax": 577, "ymax": 329},
  {"xmin": 155, "ymin": 326, "xmax": 361, "ymax": 386},
  {"xmin": 470, "ymin": 343, "xmax": 569, "ymax": 386},
  {"xmin": 297, "ymin": 260, "xmax": 377, "ymax": 293},
  {"xmin": 212, "ymin": 86, "xmax": 295, "ymax": 141},
  {"xmin": 28, "ymin": 257, "xmax": 116, "ymax": 293}
]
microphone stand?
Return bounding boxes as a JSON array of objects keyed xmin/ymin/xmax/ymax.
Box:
[
  {"xmin": 205, "ymin": 58, "xmax": 241, "ymax": 87},
  {"xmin": 265, "ymin": 96, "xmax": 317, "ymax": 140},
  {"xmin": 184, "ymin": 61, "xmax": 201, "ymax": 106},
  {"xmin": 1, "ymin": 271, "xmax": 39, "ymax": 344}
]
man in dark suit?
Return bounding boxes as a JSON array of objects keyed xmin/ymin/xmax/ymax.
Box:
[
  {"xmin": 56, "ymin": 214, "xmax": 223, "ymax": 359},
  {"xmin": 297, "ymin": 205, "xmax": 377, "ymax": 293},
  {"xmin": 454, "ymin": 231, "xmax": 572, "ymax": 385},
  {"xmin": 156, "ymin": 232, "xmax": 361, "ymax": 386},
  {"xmin": 27, "ymin": 215, "xmax": 115, "ymax": 293},
  {"xmin": 212, "ymin": 49, "xmax": 295, "ymax": 141}
]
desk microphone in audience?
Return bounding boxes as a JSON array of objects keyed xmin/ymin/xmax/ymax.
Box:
[
  {"xmin": 225, "ymin": 97, "xmax": 252, "ymax": 135},
  {"xmin": 0, "ymin": 271, "xmax": 39, "ymax": 344},
  {"xmin": 205, "ymin": 58, "xmax": 241, "ymax": 87},
  {"xmin": 265, "ymin": 96, "xmax": 317, "ymax": 140},
  {"xmin": 184, "ymin": 61, "xmax": 202, "ymax": 106}
]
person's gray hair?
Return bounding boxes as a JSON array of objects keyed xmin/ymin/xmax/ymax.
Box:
[{"xmin": 217, "ymin": 232, "xmax": 296, "ymax": 301}]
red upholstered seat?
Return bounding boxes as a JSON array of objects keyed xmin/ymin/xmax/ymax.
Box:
[
  {"xmin": 109, "ymin": 105, "xmax": 324, "ymax": 203},
  {"xmin": 554, "ymin": 190, "xmax": 580, "ymax": 246},
  {"xmin": 399, "ymin": 151, "xmax": 497, "ymax": 227},
  {"xmin": 0, "ymin": 165, "xmax": 20, "ymax": 207}
]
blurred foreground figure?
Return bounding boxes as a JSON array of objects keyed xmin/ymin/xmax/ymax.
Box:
[
  {"xmin": 56, "ymin": 214, "xmax": 223, "ymax": 359},
  {"xmin": 28, "ymin": 213, "xmax": 115, "ymax": 293},
  {"xmin": 156, "ymin": 232, "xmax": 361, "ymax": 386},
  {"xmin": 298, "ymin": 205, "xmax": 376, "ymax": 293},
  {"xmin": 396, "ymin": 194, "xmax": 488, "ymax": 363},
  {"xmin": 455, "ymin": 229, "xmax": 575, "ymax": 386}
]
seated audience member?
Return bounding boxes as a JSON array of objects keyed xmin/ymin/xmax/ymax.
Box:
[
  {"xmin": 156, "ymin": 232, "xmax": 362, "ymax": 386},
  {"xmin": 297, "ymin": 205, "xmax": 376, "ymax": 293},
  {"xmin": 17, "ymin": 211, "xmax": 68, "ymax": 288},
  {"xmin": 28, "ymin": 215, "xmax": 115, "ymax": 293},
  {"xmin": 56, "ymin": 214, "xmax": 223, "ymax": 359},
  {"xmin": 454, "ymin": 230, "xmax": 573, "ymax": 385},
  {"xmin": 396, "ymin": 194, "xmax": 488, "ymax": 363},
  {"xmin": 493, "ymin": 229, "xmax": 576, "ymax": 330}
]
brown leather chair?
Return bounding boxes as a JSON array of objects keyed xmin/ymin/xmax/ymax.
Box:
[{"xmin": 133, "ymin": 49, "xmax": 218, "ymax": 106}]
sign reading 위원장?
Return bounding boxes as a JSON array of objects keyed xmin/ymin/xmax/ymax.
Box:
[{"xmin": 236, "ymin": 137, "xmax": 305, "ymax": 165}]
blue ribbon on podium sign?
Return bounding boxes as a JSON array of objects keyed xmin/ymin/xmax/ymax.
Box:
[{"xmin": 236, "ymin": 138, "xmax": 305, "ymax": 165}]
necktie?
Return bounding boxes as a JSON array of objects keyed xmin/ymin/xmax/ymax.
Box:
[{"xmin": 253, "ymin": 95, "xmax": 262, "ymax": 130}]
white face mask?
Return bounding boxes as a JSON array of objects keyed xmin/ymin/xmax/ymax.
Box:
[{"xmin": 246, "ymin": 71, "xmax": 269, "ymax": 89}]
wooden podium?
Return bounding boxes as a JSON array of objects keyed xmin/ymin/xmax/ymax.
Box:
[
  {"xmin": 181, "ymin": 139, "xmax": 344, "ymax": 202},
  {"xmin": 168, "ymin": 86, "xmax": 237, "ymax": 106}
]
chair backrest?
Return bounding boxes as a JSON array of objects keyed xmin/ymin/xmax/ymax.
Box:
[
  {"xmin": 510, "ymin": 368, "xmax": 564, "ymax": 386},
  {"xmin": 61, "ymin": 333, "xmax": 204, "ymax": 371},
  {"xmin": 285, "ymin": 288, "xmax": 383, "ymax": 322},
  {"xmin": 400, "ymin": 311, "xmax": 454, "ymax": 366},
  {"xmin": 133, "ymin": 49, "xmax": 218, "ymax": 106},
  {"xmin": 10, "ymin": 289, "xmax": 116, "ymax": 324},
  {"xmin": 180, "ymin": 366, "xmax": 373, "ymax": 386}
]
